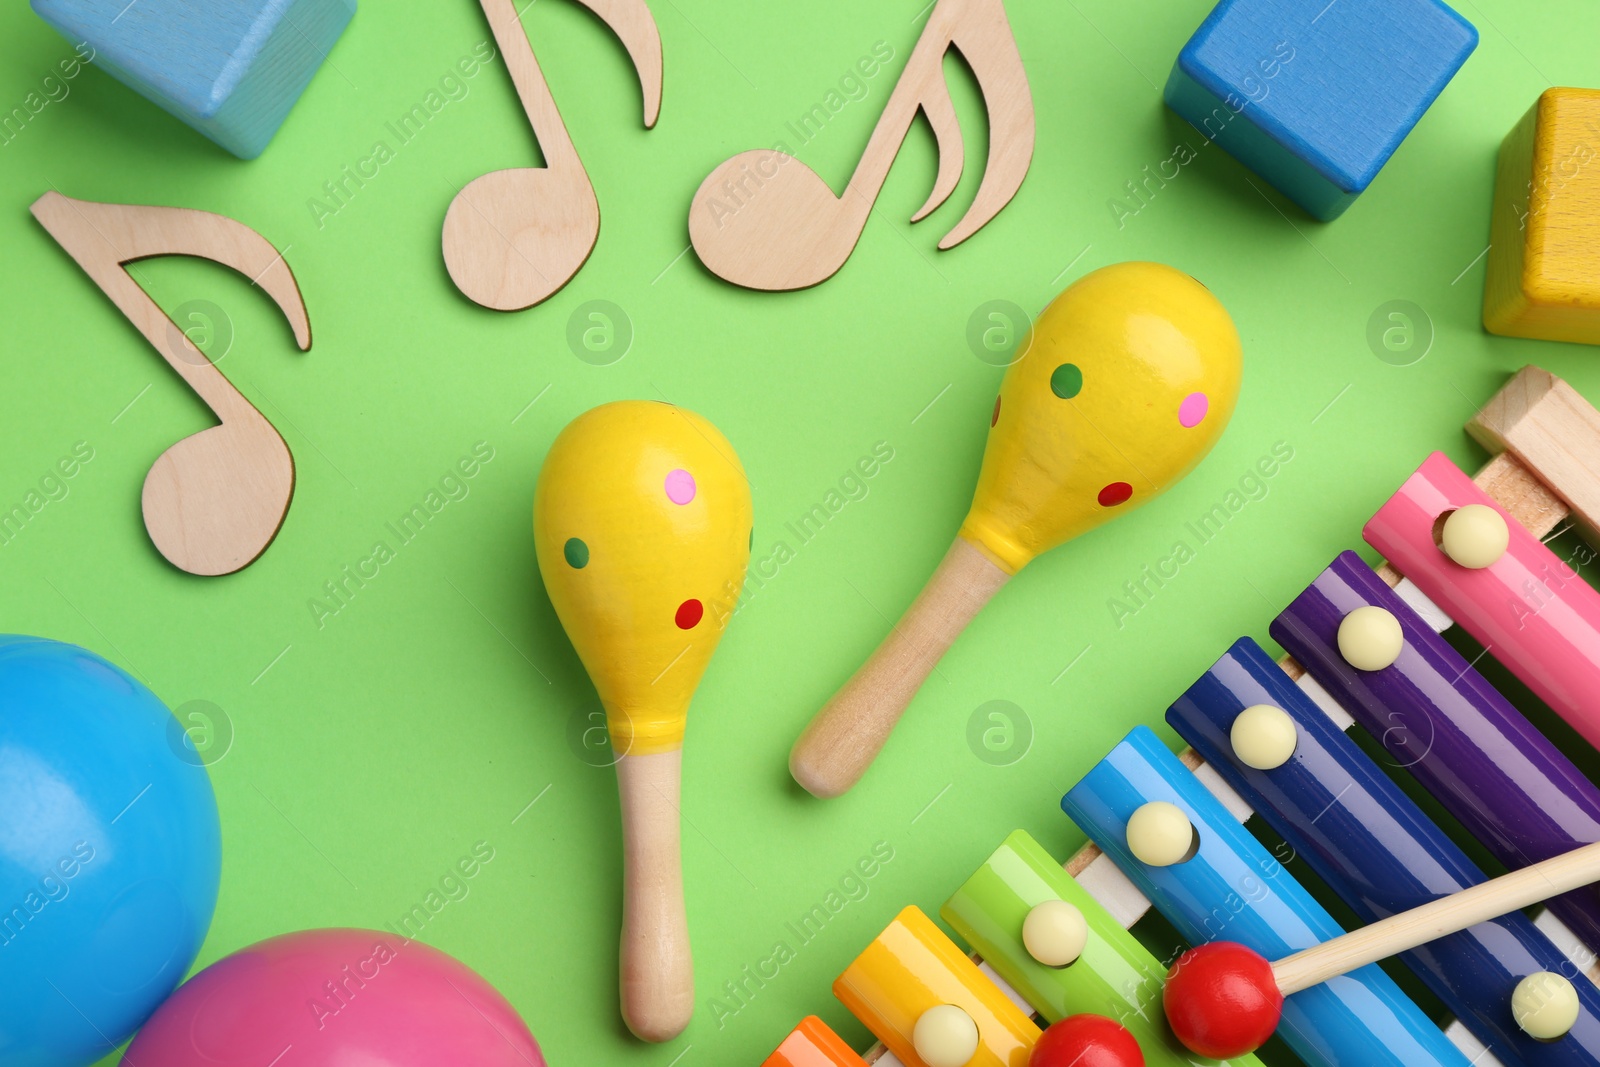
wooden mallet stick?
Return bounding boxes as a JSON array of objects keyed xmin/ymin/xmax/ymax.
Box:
[{"xmin": 1164, "ymin": 840, "xmax": 1600, "ymax": 1059}]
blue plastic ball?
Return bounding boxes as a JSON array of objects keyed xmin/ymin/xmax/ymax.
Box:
[{"xmin": 0, "ymin": 635, "xmax": 221, "ymax": 1067}]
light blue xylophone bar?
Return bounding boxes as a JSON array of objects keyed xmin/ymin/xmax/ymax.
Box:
[{"xmin": 1062, "ymin": 725, "xmax": 1471, "ymax": 1067}]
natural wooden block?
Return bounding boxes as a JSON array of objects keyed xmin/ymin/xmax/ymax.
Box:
[
  {"xmin": 1468, "ymin": 364, "xmax": 1600, "ymax": 541},
  {"xmin": 1165, "ymin": 0, "xmax": 1477, "ymax": 221},
  {"xmin": 1483, "ymin": 88, "xmax": 1600, "ymax": 345},
  {"xmin": 31, "ymin": 0, "xmax": 355, "ymax": 159}
]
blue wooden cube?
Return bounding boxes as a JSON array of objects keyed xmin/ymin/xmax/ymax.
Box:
[
  {"xmin": 31, "ymin": 0, "xmax": 356, "ymax": 159},
  {"xmin": 1164, "ymin": 0, "xmax": 1476, "ymax": 220}
]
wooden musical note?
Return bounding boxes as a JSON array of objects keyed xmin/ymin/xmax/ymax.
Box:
[
  {"xmin": 442, "ymin": 0, "xmax": 663, "ymax": 311},
  {"xmin": 31, "ymin": 191, "xmax": 311, "ymax": 577},
  {"xmin": 688, "ymin": 0, "xmax": 1034, "ymax": 291}
]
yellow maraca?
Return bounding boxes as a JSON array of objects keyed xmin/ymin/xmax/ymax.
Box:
[
  {"xmin": 533, "ymin": 400, "xmax": 751, "ymax": 1041},
  {"xmin": 790, "ymin": 261, "xmax": 1242, "ymax": 798}
]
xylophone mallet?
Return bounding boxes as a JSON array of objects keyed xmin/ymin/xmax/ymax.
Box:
[
  {"xmin": 1163, "ymin": 840, "xmax": 1600, "ymax": 1059},
  {"xmin": 1029, "ymin": 1014, "xmax": 1145, "ymax": 1067},
  {"xmin": 533, "ymin": 401, "xmax": 751, "ymax": 1041},
  {"xmin": 790, "ymin": 262, "xmax": 1243, "ymax": 798}
]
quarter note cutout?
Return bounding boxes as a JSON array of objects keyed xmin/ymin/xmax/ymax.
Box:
[
  {"xmin": 31, "ymin": 192, "xmax": 311, "ymax": 577},
  {"xmin": 688, "ymin": 0, "xmax": 1033, "ymax": 291},
  {"xmin": 442, "ymin": 0, "xmax": 663, "ymax": 311}
]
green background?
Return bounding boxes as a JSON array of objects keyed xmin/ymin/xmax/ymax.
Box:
[{"xmin": 4, "ymin": 0, "xmax": 1600, "ymax": 1063}]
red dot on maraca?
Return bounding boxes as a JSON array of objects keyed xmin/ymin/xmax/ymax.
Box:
[
  {"xmin": 1030, "ymin": 1014, "xmax": 1144, "ymax": 1067},
  {"xmin": 675, "ymin": 599, "xmax": 703, "ymax": 629},
  {"xmin": 1163, "ymin": 941, "xmax": 1283, "ymax": 1060},
  {"xmin": 1098, "ymin": 481, "xmax": 1133, "ymax": 507}
]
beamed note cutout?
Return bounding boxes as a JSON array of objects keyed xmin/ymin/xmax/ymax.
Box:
[{"xmin": 689, "ymin": 0, "xmax": 1034, "ymax": 291}]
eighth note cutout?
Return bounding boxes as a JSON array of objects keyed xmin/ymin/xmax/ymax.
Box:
[
  {"xmin": 443, "ymin": 0, "xmax": 663, "ymax": 311},
  {"xmin": 32, "ymin": 192, "xmax": 311, "ymax": 577}
]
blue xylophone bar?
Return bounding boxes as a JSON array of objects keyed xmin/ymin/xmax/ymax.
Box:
[
  {"xmin": 1169, "ymin": 636, "xmax": 1600, "ymax": 1067},
  {"xmin": 1270, "ymin": 550, "xmax": 1600, "ymax": 955},
  {"xmin": 1062, "ymin": 725, "xmax": 1472, "ymax": 1067}
]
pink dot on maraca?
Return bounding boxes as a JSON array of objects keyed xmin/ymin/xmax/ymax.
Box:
[
  {"xmin": 665, "ymin": 468, "xmax": 696, "ymax": 504},
  {"xmin": 1030, "ymin": 1013, "xmax": 1145, "ymax": 1067},
  {"xmin": 1163, "ymin": 941, "xmax": 1283, "ymax": 1060},
  {"xmin": 123, "ymin": 928, "xmax": 545, "ymax": 1067}
]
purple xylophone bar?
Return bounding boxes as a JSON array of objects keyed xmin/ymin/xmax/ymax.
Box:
[{"xmin": 1271, "ymin": 550, "xmax": 1600, "ymax": 956}]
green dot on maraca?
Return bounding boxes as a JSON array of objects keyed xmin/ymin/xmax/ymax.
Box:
[{"xmin": 1050, "ymin": 363, "xmax": 1083, "ymax": 399}]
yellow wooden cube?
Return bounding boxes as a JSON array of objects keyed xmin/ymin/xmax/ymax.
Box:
[{"xmin": 1484, "ymin": 88, "xmax": 1600, "ymax": 344}]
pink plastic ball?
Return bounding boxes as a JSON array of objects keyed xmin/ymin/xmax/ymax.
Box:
[{"xmin": 123, "ymin": 928, "xmax": 545, "ymax": 1066}]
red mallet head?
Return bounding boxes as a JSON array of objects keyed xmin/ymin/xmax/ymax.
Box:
[
  {"xmin": 1030, "ymin": 1014, "xmax": 1144, "ymax": 1067},
  {"xmin": 1163, "ymin": 941, "xmax": 1283, "ymax": 1059}
]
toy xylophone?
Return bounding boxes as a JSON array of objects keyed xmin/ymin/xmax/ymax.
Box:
[{"xmin": 760, "ymin": 364, "xmax": 1600, "ymax": 1067}]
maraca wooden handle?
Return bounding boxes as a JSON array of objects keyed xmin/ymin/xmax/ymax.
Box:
[
  {"xmin": 1272, "ymin": 839, "xmax": 1600, "ymax": 995},
  {"xmin": 616, "ymin": 750, "xmax": 693, "ymax": 1042},
  {"xmin": 790, "ymin": 536, "xmax": 1010, "ymax": 798}
]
